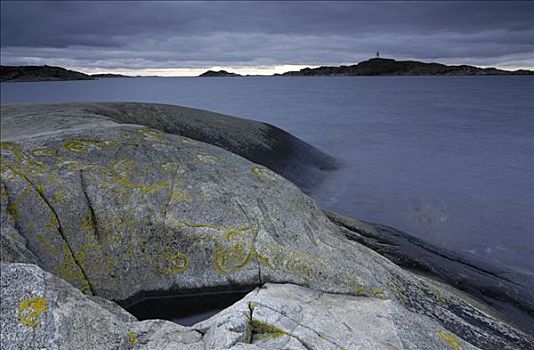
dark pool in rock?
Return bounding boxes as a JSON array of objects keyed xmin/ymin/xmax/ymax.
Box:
[{"xmin": 123, "ymin": 291, "xmax": 251, "ymax": 326}]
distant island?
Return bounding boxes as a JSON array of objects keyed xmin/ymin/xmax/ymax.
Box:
[
  {"xmin": 199, "ymin": 70, "xmax": 242, "ymax": 77},
  {"xmin": 90, "ymin": 73, "xmax": 132, "ymax": 78},
  {"xmin": 3, "ymin": 58, "xmax": 532, "ymax": 82},
  {"xmin": 0, "ymin": 65, "xmax": 95, "ymax": 82},
  {"xmin": 276, "ymin": 58, "xmax": 533, "ymax": 76},
  {"xmin": 0, "ymin": 66, "xmax": 136, "ymax": 82}
]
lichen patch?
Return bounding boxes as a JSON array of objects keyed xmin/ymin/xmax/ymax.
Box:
[{"xmin": 18, "ymin": 296, "xmax": 48, "ymax": 327}]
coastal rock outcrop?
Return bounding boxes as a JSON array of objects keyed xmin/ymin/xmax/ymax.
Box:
[
  {"xmin": 2, "ymin": 263, "xmax": 482, "ymax": 350},
  {"xmin": 1, "ymin": 103, "xmax": 339, "ymax": 193},
  {"xmin": 326, "ymin": 211, "xmax": 534, "ymax": 334},
  {"xmin": 1, "ymin": 103, "xmax": 532, "ymax": 349}
]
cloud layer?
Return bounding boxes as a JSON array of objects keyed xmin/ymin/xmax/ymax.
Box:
[{"xmin": 2, "ymin": 1, "xmax": 533, "ymax": 75}]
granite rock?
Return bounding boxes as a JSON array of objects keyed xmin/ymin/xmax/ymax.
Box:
[
  {"xmin": 1, "ymin": 103, "xmax": 532, "ymax": 349},
  {"xmin": 0, "ymin": 263, "xmax": 479, "ymax": 350}
]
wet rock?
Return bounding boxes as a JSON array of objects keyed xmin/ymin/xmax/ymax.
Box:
[{"xmin": 325, "ymin": 210, "xmax": 534, "ymax": 334}]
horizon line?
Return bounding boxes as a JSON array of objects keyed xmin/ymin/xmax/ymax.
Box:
[{"xmin": 3, "ymin": 57, "xmax": 533, "ymax": 77}]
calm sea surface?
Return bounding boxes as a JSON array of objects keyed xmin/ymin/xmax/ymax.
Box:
[{"xmin": 2, "ymin": 76, "xmax": 533, "ymax": 273}]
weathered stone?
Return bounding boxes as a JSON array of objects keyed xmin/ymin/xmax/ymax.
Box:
[
  {"xmin": 326, "ymin": 210, "xmax": 534, "ymax": 334},
  {"xmin": 1, "ymin": 181, "xmax": 39, "ymax": 264},
  {"xmin": 0, "ymin": 102, "xmax": 340, "ymax": 192},
  {"xmin": 1, "ymin": 103, "xmax": 532, "ymax": 349},
  {"xmin": 0, "ymin": 263, "xmax": 130, "ymax": 350},
  {"xmin": 0, "ymin": 263, "xmax": 480, "ymax": 350}
]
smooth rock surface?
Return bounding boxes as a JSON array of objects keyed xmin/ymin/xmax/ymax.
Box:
[
  {"xmin": 1, "ymin": 103, "xmax": 532, "ymax": 349},
  {"xmin": 0, "ymin": 102, "xmax": 340, "ymax": 193},
  {"xmin": 326, "ymin": 210, "xmax": 534, "ymax": 334}
]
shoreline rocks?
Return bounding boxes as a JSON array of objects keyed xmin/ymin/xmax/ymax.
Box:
[
  {"xmin": 1, "ymin": 102, "xmax": 340, "ymax": 193},
  {"xmin": 1, "ymin": 102, "xmax": 532, "ymax": 349},
  {"xmin": 326, "ymin": 210, "xmax": 534, "ymax": 334},
  {"xmin": 1, "ymin": 263, "xmax": 483, "ymax": 350}
]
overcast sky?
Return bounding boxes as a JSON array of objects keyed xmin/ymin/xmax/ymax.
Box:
[{"xmin": 1, "ymin": 1, "xmax": 533, "ymax": 75}]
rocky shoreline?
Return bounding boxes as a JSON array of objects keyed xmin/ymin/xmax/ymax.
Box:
[{"xmin": 1, "ymin": 103, "xmax": 532, "ymax": 349}]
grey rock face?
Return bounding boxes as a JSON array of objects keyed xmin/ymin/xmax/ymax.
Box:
[
  {"xmin": 1, "ymin": 102, "xmax": 340, "ymax": 193},
  {"xmin": 326, "ymin": 210, "xmax": 534, "ymax": 334},
  {"xmin": 0, "ymin": 263, "xmax": 478, "ymax": 350},
  {"xmin": 1, "ymin": 103, "xmax": 532, "ymax": 349},
  {"xmin": 0, "ymin": 263, "xmax": 131, "ymax": 350}
]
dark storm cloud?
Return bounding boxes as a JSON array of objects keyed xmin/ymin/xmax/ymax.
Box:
[{"xmin": 1, "ymin": 1, "xmax": 533, "ymax": 72}]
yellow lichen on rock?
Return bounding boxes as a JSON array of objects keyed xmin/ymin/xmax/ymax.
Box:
[
  {"xmin": 195, "ymin": 153, "xmax": 218, "ymax": 164},
  {"xmin": 127, "ymin": 331, "xmax": 138, "ymax": 346},
  {"xmin": 160, "ymin": 161, "xmax": 180, "ymax": 173},
  {"xmin": 250, "ymin": 319, "xmax": 287, "ymax": 340},
  {"xmin": 63, "ymin": 138, "xmax": 118, "ymax": 153},
  {"xmin": 251, "ymin": 166, "xmax": 278, "ymax": 181},
  {"xmin": 31, "ymin": 147, "xmax": 56, "ymax": 157},
  {"xmin": 111, "ymin": 159, "xmax": 169, "ymax": 193},
  {"xmin": 1, "ymin": 142, "xmax": 48, "ymax": 176},
  {"xmin": 136, "ymin": 128, "xmax": 165, "ymax": 141},
  {"xmin": 167, "ymin": 252, "xmax": 189, "ymax": 273},
  {"xmin": 7, "ymin": 201, "xmax": 20, "ymax": 222},
  {"xmin": 36, "ymin": 234, "xmax": 59, "ymax": 255},
  {"xmin": 372, "ymin": 288, "xmax": 386, "ymax": 299},
  {"xmin": 1, "ymin": 141, "xmax": 25, "ymax": 160},
  {"xmin": 199, "ymin": 191, "xmax": 209, "ymax": 203},
  {"xmin": 355, "ymin": 287, "xmax": 369, "ymax": 296},
  {"xmin": 181, "ymin": 138, "xmax": 198, "ymax": 146},
  {"xmin": 175, "ymin": 220, "xmax": 219, "ymax": 229},
  {"xmin": 79, "ymin": 215, "xmax": 93, "ymax": 231},
  {"xmin": 169, "ymin": 186, "xmax": 194, "ymax": 205},
  {"xmin": 55, "ymin": 244, "xmax": 92, "ymax": 295},
  {"xmin": 211, "ymin": 224, "xmax": 272, "ymax": 275},
  {"xmin": 262, "ymin": 243, "xmax": 328, "ymax": 281},
  {"xmin": 45, "ymin": 216, "xmax": 58, "ymax": 229},
  {"xmin": 213, "ymin": 241, "xmax": 255, "ymax": 274},
  {"xmin": 52, "ymin": 190, "xmax": 67, "ymax": 203},
  {"xmin": 18, "ymin": 296, "xmax": 48, "ymax": 327},
  {"xmin": 430, "ymin": 285, "xmax": 448, "ymax": 305},
  {"xmin": 437, "ymin": 329, "xmax": 461, "ymax": 350}
]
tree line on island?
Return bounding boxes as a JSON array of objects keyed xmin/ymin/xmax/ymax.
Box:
[{"xmin": 2, "ymin": 58, "xmax": 532, "ymax": 82}]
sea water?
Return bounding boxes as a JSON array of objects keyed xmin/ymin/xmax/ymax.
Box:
[{"xmin": 2, "ymin": 75, "xmax": 532, "ymax": 274}]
